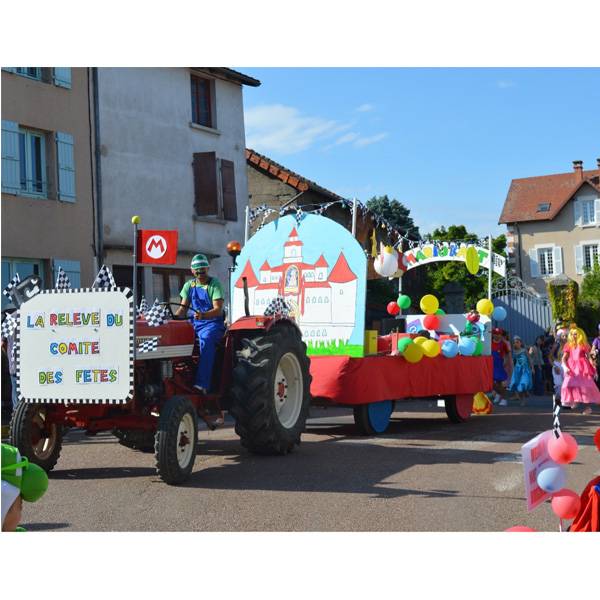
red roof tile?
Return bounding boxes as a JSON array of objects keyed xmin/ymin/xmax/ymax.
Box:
[
  {"xmin": 499, "ymin": 167, "xmax": 600, "ymax": 224},
  {"xmin": 328, "ymin": 253, "xmax": 357, "ymax": 283},
  {"xmin": 234, "ymin": 260, "xmax": 259, "ymax": 288}
]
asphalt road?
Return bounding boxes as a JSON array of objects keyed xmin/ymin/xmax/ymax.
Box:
[{"xmin": 17, "ymin": 398, "xmax": 600, "ymax": 532}]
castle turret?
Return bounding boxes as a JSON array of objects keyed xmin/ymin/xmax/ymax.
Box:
[{"xmin": 283, "ymin": 227, "xmax": 303, "ymax": 263}]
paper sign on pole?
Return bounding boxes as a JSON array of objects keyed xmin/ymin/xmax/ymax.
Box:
[{"xmin": 521, "ymin": 430, "xmax": 554, "ymax": 511}]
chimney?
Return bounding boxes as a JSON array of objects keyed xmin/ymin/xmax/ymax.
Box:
[{"xmin": 572, "ymin": 160, "xmax": 583, "ymax": 179}]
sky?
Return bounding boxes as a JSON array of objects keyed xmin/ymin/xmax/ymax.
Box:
[{"xmin": 240, "ymin": 68, "xmax": 600, "ymax": 238}]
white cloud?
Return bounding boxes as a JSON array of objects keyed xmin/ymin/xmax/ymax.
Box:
[
  {"xmin": 323, "ymin": 132, "xmax": 361, "ymax": 150},
  {"xmin": 244, "ymin": 104, "xmax": 349, "ymax": 155},
  {"xmin": 355, "ymin": 103, "xmax": 375, "ymax": 112},
  {"xmin": 496, "ymin": 80, "xmax": 516, "ymax": 89},
  {"xmin": 353, "ymin": 132, "xmax": 389, "ymax": 147}
]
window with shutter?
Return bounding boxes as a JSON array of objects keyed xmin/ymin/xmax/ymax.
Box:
[
  {"xmin": 53, "ymin": 68, "xmax": 72, "ymax": 89},
  {"xmin": 192, "ymin": 152, "xmax": 219, "ymax": 216},
  {"xmin": 190, "ymin": 75, "xmax": 213, "ymax": 127},
  {"xmin": 552, "ymin": 246, "xmax": 562, "ymax": 275},
  {"xmin": 56, "ymin": 132, "xmax": 76, "ymax": 202},
  {"xmin": 221, "ymin": 159, "xmax": 237, "ymax": 221},
  {"xmin": 1, "ymin": 120, "xmax": 20, "ymax": 194},
  {"xmin": 573, "ymin": 199, "xmax": 582, "ymax": 227},
  {"xmin": 575, "ymin": 245, "xmax": 584, "ymax": 275}
]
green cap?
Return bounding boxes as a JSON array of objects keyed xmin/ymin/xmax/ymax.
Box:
[
  {"xmin": 1, "ymin": 443, "xmax": 48, "ymax": 502},
  {"xmin": 191, "ymin": 254, "xmax": 209, "ymax": 269}
]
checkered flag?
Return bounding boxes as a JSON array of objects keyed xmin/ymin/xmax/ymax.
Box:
[
  {"xmin": 145, "ymin": 300, "xmax": 169, "ymax": 327},
  {"xmin": 295, "ymin": 207, "xmax": 304, "ymax": 225},
  {"xmin": 137, "ymin": 296, "xmax": 149, "ymax": 318},
  {"xmin": 55, "ymin": 266, "xmax": 72, "ymax": 290},
  {"xmin": 92, "ymin": 264, "xmax": 116, "ymax": 289},
  {"xmin": 137, "ymin": 337, "xmax": 159, "ymax": 353},
  {"xmin": 2, "ymin": 274, "xmax": 20, "ymax": 300},
  {"xmin": 264, "ymin": 296, "xmax": 290, "ymax": 317},
  {"xmin": 1, "ymin": 311, "xmax": 18, "ymax": 339},
  {"xmin": 552, "ymin": 402, "xmax": 562, "ymax": 438}
]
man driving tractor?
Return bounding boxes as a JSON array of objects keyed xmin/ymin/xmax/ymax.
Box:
[{"xmin": 175, "ymin": 254, "xmax": 225, "ymax": 395}]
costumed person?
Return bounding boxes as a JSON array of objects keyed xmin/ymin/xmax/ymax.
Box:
[
  {"xmin": 528, "ymin": 335, "xmax": 545, "ymax": 395},
  {"xmin": 491, "ymin": 328, "xmax": 510, "ymax": 406},
  {"xmin": 2, "ymin": 443, "xmax": 48, "ymax": 532},
  {"xmin": 551, "ymin": 329, "xmax": 568, "ymax": 407},
  {"xmin": 176, "ymin": 254, "xmax": 226, "ymax": 399},
  {"xmin": 507, "ymin": 335, "xmax": 533, "ymax": 406},
  {"xmin": 591, "ymin": 323, "xmax": 600, "ymax": 392},
  {"xmin": 502, "ymin": 329, "xmax": 514, "ymax": 381},
  {"xmin": 561, "ymin": 326, "xmax": 600, "ymax": 415}
]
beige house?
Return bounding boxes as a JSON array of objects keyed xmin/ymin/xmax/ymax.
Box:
[
  {"xmin": 499, "ymin": 160, "xmax": 600, "ymax": 296},
  {"xmin": 1, "ymin": 67, "xmax": 96, "ymax": 308}
]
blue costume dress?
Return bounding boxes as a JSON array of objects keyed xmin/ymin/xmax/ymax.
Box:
[
  {"xmin": 508, "ymin": 349, "xmax": 532, "ymax": 393},
  {"xmin": 186, "ymin": 280, "xmax": 225, "ymax": 391}
]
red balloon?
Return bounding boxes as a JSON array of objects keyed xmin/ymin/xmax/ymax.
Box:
[
  {"xmin": 551, "ymin": 489, "xmax": 581, "ymax": 520},
  {"xmin": 547, "ymin": 432, "xmax": 578, "ymax": 464},
  {"xmin": 423, "ymin": 314, "xmax": 440, "ymax": 330},
  {"xmin": 505, "ymin": 526, "xmax": 537, "ymax": 532},
  {"xmin": 387, "ymin": 301, "xmax": 400, "ymax": 316}
]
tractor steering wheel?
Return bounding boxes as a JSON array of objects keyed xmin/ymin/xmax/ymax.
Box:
[{"xmin": 160, "ymin": 302, "xmax": 196, "ymax": 322}]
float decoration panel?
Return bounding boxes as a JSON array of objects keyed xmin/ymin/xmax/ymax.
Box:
[
  {"xmin": 231, "ymin": 214, "xmax": 367, "ymax": 357},
  {"xmin": 16, "ymin": 288, "xmax": 134, "ymax": 404}
]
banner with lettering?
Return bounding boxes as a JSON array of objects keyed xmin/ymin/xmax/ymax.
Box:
[{"xmin": 16, "ymin": 289, "xmax": 134, "ymax": 404}]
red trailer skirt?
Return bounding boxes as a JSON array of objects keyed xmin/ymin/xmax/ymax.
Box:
[{"xmin": 309, "ymin": 354, "xmax": 493, "ymax": 405}]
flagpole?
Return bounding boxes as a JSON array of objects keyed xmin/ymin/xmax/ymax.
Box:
[
  {"xmin": 488, "ymin": 234, "xmax": 493, "ymax": 300},
  {"xmin": 132, "ymin": 215, "xmax": 140, "ymax": 362}
]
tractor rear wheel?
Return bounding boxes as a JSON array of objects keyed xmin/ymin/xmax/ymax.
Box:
[
  {"xmin": 230, "ymin": 324, "xmax": 311, "ymax": 455},
  {"xmin": 10, "ymin": 402, "xmax": 63, "ymax": 472},
  {"xmin": 113, "ymin": 429, "xmax": 156, "ymax": 453},
  {"xmin": 155, "ymin": 396, "xmax": 197, "ymax": 485}
]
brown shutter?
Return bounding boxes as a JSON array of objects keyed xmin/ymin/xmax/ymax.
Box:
[
  {"xmin": 221, "ymin": 159, "xmax": 238, "ymax": 221},
  {"xmin": 192, "ymin": 152, "xmax": 218, "ymax": 215}
]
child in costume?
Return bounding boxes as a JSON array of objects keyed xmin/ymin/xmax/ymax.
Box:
[
  {"xmin": 1, "ymin": 443, "xmax": 48, "ymax": 531},
  {"xmin": 561, "ymin": 327, "xmax": 600, "ymax": 415},
  {"xmin": 507, "ymin": 336, "xmax": 533, "ymax": 406},
  {"xmin": 491, "ymin": 327, "xmax": 511, "ymax": 406},
  {"xmin": 551, "ymin": 329, "xmax": 568, "ymax": 405}
]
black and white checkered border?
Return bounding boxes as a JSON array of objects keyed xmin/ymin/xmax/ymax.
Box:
[{"xmin": 15, "ymin": 287, "xmax": 134, "ymax": 405}]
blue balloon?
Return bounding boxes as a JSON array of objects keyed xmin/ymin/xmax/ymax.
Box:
[
  {"xmin": 536, "ymin": 464, "xmax": 566, "ymax": 493},
  {"xmin": 441, "ymin": 339, "xmax": 459, "ymax": 358},
  {"xmin": 492, "ymin": 306, "xmax": 507, "ymax": 321},
  {"xmin": 458, "ymin": 337, "xmax": 476, "ymax": 356}
]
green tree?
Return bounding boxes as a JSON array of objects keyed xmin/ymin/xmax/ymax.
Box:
[
  {"xmin": 366, "ymin": 195, "xmax": 420, "ymax": 241},
  {"xmin": 580, "ymin": 261, "xmax": 600, "ymax": 301},
  {"xmin": 576, "ymin": 262, "xmax": 600, "ymax": 335}
]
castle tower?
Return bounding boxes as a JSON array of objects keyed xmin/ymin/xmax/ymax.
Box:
[{"xmin": 283, "ymin": 227, "xmax": 303, "ymax": 264}]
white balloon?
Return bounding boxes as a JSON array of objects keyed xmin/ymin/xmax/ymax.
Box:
[{"xmin": 374, "ymin": 246, "xmax": 398, "ymax": 278}]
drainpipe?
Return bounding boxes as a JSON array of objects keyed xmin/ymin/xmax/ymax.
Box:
[{"xmin": 92, "ymin": 67, "xmax": 104, "ymax": 265}]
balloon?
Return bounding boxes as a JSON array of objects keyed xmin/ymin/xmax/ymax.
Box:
[
  {"xmin": 403, "ymin": 342, "xmax": 424, "ymax": 363},
  {"xmin": 465, "ymin": 246, "xmax": 480, "ymax": 275},
  {"xmin": 536, "ymin": 464, "xmax": 567, "ymax": 493},
  {"xmin": 476, "ymin": 298, "xmax": 494, "ymax": 316},
  {"xmin": 492, "ymin": 306, "xmax": 507, "ymax": 321},
  {"xmin": 547, "ymin": 432, "xmax": 578, "ymax": 464},
  {"xmin": 421, "ymin": 339, "xmax": 441, "ymax": 358},
  {"xmin": 420, "ymin": 294, "xmax": 439, "ymax": 315},
  {"xmin": 387, "ymin": 301, "xmax": 400, "ymax": 316},
  {"xmin": 505, "ymin": 526, "xmax": 537, "ymax": 532},
  {"xmin": 473, "ymin": 339, "xmax": 483, "ymax": 356},
  {"xmin": 435, "ymin": 308, "xmax": 445, "ymax": 315},
  {"xmin": 551, "ymin": 489, "xmax": 581, "ymax": 520},
  {"xmin": 374, "ymin": 245, "xmax": 399, "ymax": 277},
  {"xmin": 458, "ymin": 337, "xmax": 476, "ymax": 356},
  {"xmin": 413, "ymin": 336, "xmax": 428, "ymax": 346},
  {"xmin": 441, "ymin": 340, "xmax": 459, "ymax": 358},
  {"xmin": 397, "ymin": 294, "xmax": 411, "ymax": 310},
  {"xmin": 423, "ymin": 314, "xmax": 440, "ymax": 330},
  {"xmin": 397, "ymin": 337, "xmax": 413, "ymax": 353}
]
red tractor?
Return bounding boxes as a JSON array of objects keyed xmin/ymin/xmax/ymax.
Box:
[{"xmin": 10, "ymin": 279, "xmax": 312, "ymax": 485}]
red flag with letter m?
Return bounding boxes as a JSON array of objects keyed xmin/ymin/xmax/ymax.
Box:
[{"xmin": 138, "ymin": 230, "xmax": 179, "ymax": 265}]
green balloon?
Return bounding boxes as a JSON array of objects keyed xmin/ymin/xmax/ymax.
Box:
[
  {"xmin": 397, "ymin": 294, "xmax": 411, "ymax": 310},
  {"xmin": 435, "ymin": 308, "xmax": 446, "ymax": 315},
  {"xmin": 397, "ymin": 337, "xmax": 414, "ymax": 353}
]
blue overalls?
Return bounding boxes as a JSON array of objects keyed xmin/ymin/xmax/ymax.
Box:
[{"xmin": 187, "ymin": 280, "xmax": 225, "ymax": 391}]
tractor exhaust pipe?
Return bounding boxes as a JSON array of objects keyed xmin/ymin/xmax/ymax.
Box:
[{"xmin": 242, "ymin": 277, "xmax": 250, "ymax": 316}]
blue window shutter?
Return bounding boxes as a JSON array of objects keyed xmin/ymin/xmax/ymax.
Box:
[
  {"xmin": 1, "ymin": 120, "xmax": 21, "ymax": 194},
  {"xmin": 53, "ymin": 68, "xmax": 72, "ymax": 89},
  {"xmin": 52, "ymin": 259, "xmax": 81, "ymax": 288},
  {"xmin": 55, "ymin": 132, "xmax": 76, "ymax": 202}
]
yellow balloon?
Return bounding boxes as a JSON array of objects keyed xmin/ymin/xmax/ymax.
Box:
[
  {"xmin": 413, "ymin": 336, "xmax": 428, "ymax": 345},
  {"xmin": 403, "ymin": 342, "xmax": 424, "ymax": 363},
  {"xmin": 476, "ymin": 298, "xmax": 494, "ymax": 316},
  {"xmin": 420, "ymin": 294, "xmax": 439, "ymax": 315},
  {"xmin": 465, "ymin": 246, "xmax": 480, "ymax": 275},
  {"xmin": 422, "ymin": 339, "xmax": 441, "ymax": 358}
]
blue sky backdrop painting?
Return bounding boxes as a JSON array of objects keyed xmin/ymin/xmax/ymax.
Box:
[{"xmin": 242, "ymin": 68, "xmax": 600, "ymax": 237}]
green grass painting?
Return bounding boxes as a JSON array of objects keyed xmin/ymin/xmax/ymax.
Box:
[{"xmin": 306, "ymin": 339, "xmax": 364, "ymax": 357}]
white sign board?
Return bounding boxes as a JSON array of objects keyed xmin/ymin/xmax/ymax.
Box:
[
  {"xmin": 521, "ymin": 430, "xmax": 553, "ymax": 511},
  {"xmin": 17, "ymin": 289, "xmax": 133, "ymax": 404}
]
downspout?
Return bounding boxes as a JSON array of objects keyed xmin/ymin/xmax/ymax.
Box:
[{"xmin": 92, "ymin": 67, "xmax": 104, "ymax": 265}]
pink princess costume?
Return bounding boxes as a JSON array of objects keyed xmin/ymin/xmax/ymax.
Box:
[{"xmin": 561, "ymin": 345, "xmax": 600, "ymax": 406}]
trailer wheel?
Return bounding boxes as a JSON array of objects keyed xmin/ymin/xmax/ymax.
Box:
[
  {"xmin": 230, "ymin": 323, "xmax": 311, "ymax": 455},
  {"xmin": 9, "ymin": 402, "xmax": 63, "ymax": 472},
  {"xmin": 353, "ymin": 400, "xmax": 394, "ymax": 435},
  {"xmin": 113, "ymin": 429, "xmax": 156, "ymax": 453},
  {"xmin": 444, "ymin": 394, "xmax": 473, "ymax": 423},
  {"xmin": 155, "ymin": 396, "xmax": 197, "ymax": 485}
]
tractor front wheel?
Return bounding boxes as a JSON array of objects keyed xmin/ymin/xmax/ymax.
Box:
[
  {"xmin": 10, "ymin": 402, "xmax": 63, "ymax": 472},
  {"xmin": 230, "ymin": 324, "xmax": 311, "ymax": 455},
  {"xmin": 155, "ymin": 396, "xmax": 197, "ymax": 485}
]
